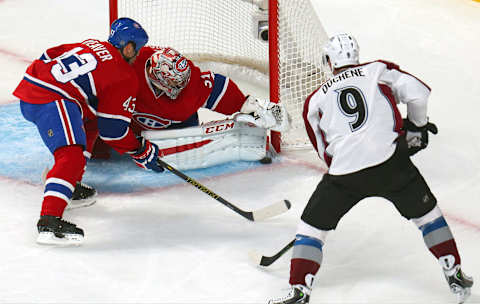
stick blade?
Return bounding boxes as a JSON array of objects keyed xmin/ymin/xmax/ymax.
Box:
[
  {"xmin": 252, "ymin": 199, "xmax": 291, "ymax": 221},
  {"xmin": 248, "ymin": 250, "xmax": 264, "ymax": 266},
  {"xmin": 248, "ymin": 239, "xmax": 295, "ymax": 267},
  {"xmin": 248, "ymin": 250, "xmax": 279, "ymax": 267}
]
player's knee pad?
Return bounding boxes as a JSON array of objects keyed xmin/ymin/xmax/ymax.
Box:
[{"xmin": 142, "ymin": 118, "xmax": 267, "ymax": 170}]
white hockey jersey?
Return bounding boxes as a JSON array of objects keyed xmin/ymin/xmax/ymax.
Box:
[{"xmin": 303, "ymin": 60, "xmax": 431, "ymax": 175}]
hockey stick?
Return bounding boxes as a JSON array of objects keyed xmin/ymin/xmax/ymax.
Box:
[
  {"xmin": 249, "ymin": 239, "xmax": 295, "ymax": 267},
  {"xmin": 157, "ymin": 158, "xmax": 291, "ymax": 221}
]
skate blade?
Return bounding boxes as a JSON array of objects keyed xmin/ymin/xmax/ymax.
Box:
[
  {"xmin": 37, "ymin": 232, "xmax": 83, "ymax": 246},
  {"xmin": 65, "ymin": 198, "xmax": 97, "ymax": 210},
  {"xmin": 456, "ymin": 287, "xmax": 471, "ymax": 304}
]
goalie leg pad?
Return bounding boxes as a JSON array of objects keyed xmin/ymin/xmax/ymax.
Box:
[{"xmin": 142, "ymin": 119, "xmax": 268, "ymax": 170}]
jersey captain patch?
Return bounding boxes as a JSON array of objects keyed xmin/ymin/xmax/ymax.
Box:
[{"xmin": 132, "ymin": 112, "xmax": 177, "ymax": 130}]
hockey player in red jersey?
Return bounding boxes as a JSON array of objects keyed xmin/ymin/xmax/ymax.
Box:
[
  {"xmin": 92, "ymin": 46, "xmax": 288, "ymax": 168},
  {"xmin": 268, "ymin": 34, "xmax": 473, "ymax": 304},
  {"xmin": 132, "ymin": 46, "xmax": 250, "ymax": 132},
  {"xmin": 12, "ymin": 18, "xmax": 164, "ymax": 246}
]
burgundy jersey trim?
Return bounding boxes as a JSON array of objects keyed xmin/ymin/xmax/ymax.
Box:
[
  {"xmin": 317, "ymin": 110, "xmax": 332, "ymax": 167},
  {"xmin": 303, "ymin": 89, "xmax": 319, "ymax": 151},
  {"xmin": 352, "ymin": 60, "xmax": 431, "ymax": 91},
  {"xmin": 378, "ymin": 83, "xmax": 404, "ymax": 136},
  {"xmin": 303, "ymin": 89, "xmax": 331, "ymax": 167}
]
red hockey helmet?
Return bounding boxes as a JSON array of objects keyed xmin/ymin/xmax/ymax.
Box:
[{"xmin": 146, "ymin": 47, "xmax": 191, "ymax": 99}]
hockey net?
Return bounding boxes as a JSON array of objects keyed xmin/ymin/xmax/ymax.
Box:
[{"xmin": 109, "ymin": 0, "xmax": 330, "ymax": 151}]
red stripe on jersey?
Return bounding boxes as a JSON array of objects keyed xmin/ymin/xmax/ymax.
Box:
[
  {"xmin": 158, "ymin": 139, "xmax": 213, "ymax": 157},
  {"xmin": 378, "ymin": 84, "xmax": 404, "ymax": 135},
  {"xmin": 56, "ymin": 100, "xmax": 75, "ymax": 145}
]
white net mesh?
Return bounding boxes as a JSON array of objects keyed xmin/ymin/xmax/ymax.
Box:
[
  {"xmin": 115, "ymin": 0, "xmax": 330, "ymax": 150},
  {"xmin": 116, "ymin": 0, "xmax": 268, "ymax": 72},
  {"xmin": 274, "ymin": 0, "xmax": 331, "ymax": 149}
]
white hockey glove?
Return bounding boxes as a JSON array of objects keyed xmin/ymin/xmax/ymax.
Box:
[{"xmin": 238, "ymin": 95, "xmax": 290, "ymax": 132}]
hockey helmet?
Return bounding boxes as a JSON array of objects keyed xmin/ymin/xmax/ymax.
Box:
[
  {"xmin": 108, "ymin": 17, "xmax": 148, "ymax": 52},
  {"xmin": 146, "ymin": 47, "xmax": 191, "ymax": 99},
  {"xmin": 322, "ymin": 33, "xmax": 359, "ymax": 70}
]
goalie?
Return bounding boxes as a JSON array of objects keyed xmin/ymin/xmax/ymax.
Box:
[{"xmin": 90, "ymin": 46, "xmax": 289, "ymax": 169}]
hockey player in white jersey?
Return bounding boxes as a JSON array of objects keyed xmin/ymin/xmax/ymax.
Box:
[{"xmin": 267, "ymin": 33, "xmax": 473, "ymax": 304}]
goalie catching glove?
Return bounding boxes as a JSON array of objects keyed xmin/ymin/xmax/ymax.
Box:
[
  {"xmin": 128, "ymin": 137, "xmax": 164, "ymax": 172},
  {"xmin": 403, "ymin": 118, "xmax": 438, "ymax": 156},
  {"xmin": 238, "ymin": 95, "xmax": 290, "ymax": 132}
]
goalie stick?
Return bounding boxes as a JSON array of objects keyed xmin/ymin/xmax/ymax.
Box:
[
  {"xmin": 157, "ymin": 158, "xmax": 291, "ymax": 221},
  {"xmin": 249, "ymin": 238, "xmax": 295, "ymax": 267}
]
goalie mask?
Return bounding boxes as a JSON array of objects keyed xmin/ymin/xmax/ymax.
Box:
[
  {"xmin": 322, "ymin": 33, "xmax": 360, "ymax": 70},
  {"xmin": 146, "ymin": 47, "xmax": 191, "ymax": 99}
]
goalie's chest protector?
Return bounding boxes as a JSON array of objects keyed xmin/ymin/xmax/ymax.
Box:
[{"xmin": 304, "ymin": 62, "xmax": 403, "ymax": 175}]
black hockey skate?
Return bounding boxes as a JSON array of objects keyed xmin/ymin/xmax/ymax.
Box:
[
  {"xmin": 41, "ymin": 167, "xmax": 97, "ymax": 210},
  {"xmin": 37, "ymin": 215, "xmax": 84, "ymax": 245},
  {"xmin": 444, "ymin": 265, "xmax": 473, "ymax": 304},
  {"xmin": 67, "ymin": 182, "xmax": 97, "ymax": 210},
  {"xmin": 268, "ymin": 285, "xmax": 310, "ymax": 304}
]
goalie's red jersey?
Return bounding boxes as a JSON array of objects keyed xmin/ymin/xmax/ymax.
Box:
[
  {"xmin": 12, "ymin": 39, "xmax": 141, "ymax": 154},
  {"xmin": 131, "ymin": 46, "xmax": 247, "ymax": 131}
]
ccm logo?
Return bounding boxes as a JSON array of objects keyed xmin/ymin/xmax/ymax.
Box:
[{"xmin": 204, "ymin": 122, "xmax": 235, "ymax": 134}]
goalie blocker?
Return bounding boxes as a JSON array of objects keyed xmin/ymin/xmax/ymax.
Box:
[{"xmin": 142, "ymin": 116, "xmax": 272, "ymax": 171}]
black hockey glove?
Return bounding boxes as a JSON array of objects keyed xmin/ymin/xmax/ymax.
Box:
[{"xmin": 402, "ymin": 118, "xmax": 438, "ymax": 156}]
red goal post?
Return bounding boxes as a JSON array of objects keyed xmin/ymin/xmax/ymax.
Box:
[{"xmin": 109, "ymin": 0, "xmax": 330, "ymax": 152}]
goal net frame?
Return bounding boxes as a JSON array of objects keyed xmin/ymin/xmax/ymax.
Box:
[{"xmin": 109, "ymin": 0, "xmax": 330, "ymax": 152}]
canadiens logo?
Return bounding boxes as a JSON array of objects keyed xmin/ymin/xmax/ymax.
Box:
[
  {"xmin": 175, "ymin": 57, "xmax": 188, "ymax": 72},
  {"xmin": 132, "ymin": 113, "xmax": 172, "ymax": 130}
]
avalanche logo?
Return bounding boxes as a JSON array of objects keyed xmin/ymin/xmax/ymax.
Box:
[{"xmin": 132, "ymin": 112, "xmax": 173, "ymax": 130}]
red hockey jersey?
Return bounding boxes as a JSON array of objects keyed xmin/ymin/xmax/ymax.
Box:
[
  {"xmin": 130, "ymin": 46, "xmax": 246, "ymax": 131},
  {"xmin": 12, "ymin": 39, "xmax": 141, "ymax": 154}
]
